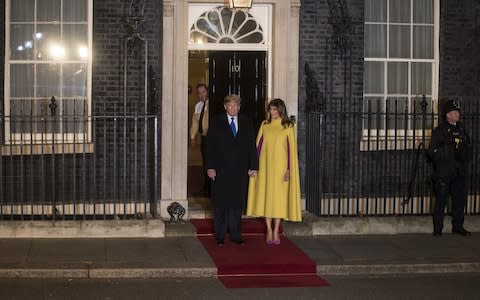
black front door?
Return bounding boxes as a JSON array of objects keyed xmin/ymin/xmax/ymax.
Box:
[{"xmin": 209, "ymin": 51, "xmax": 267, "ymax": 130}]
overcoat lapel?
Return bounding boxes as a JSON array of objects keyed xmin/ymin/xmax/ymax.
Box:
[
  {"xmin": 236, "ymin": 116, "xmax": 242, "ymax": 138},
  {"xmin": 222, "ymin": 115, "xmax": 233, "ymax": 140}
]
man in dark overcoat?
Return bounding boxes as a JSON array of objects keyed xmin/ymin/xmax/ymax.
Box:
[
  {"xmin": 428, "ymin": 100, "xmax": 471, "ymax": 236},
  {"xmin": 205, "ymin": 94, "xmax": 258, "ymax": 245}
]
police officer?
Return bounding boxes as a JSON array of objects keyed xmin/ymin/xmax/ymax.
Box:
[{"xmin": 428, "ymin": 100, "xmax": 471, "ymax": 236}]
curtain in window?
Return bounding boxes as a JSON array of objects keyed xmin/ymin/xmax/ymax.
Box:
[
  {"xmin": 8, "ymin": 0, "xmax": 89, "ymax": 139},
  {"xmin": 364, "ymin": 0, "xmax": 435, "ymax": 131}
]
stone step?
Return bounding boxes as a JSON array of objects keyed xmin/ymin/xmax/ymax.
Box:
[
  {"xmin": 0, "ymin": 220, "xmax": 165, "ymax": 238},
  {"xmin": 164, "ymin": 222, "xmax": 196, "ymax": 237},
  {"xmin": 188, "ymin": 210, "xmax": 214, "ymax": 219},
  {"xmin": 2, "ymin": 262, "xmax": 480, "ymax": 279},
  {"xmin": 187, "ymin": 197, "xmax": 214, "ymax": 220}
]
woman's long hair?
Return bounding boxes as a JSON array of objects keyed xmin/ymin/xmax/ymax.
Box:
[{"xmin": 266, "ymin": 98, "xmax": 294, "ymax": 128}]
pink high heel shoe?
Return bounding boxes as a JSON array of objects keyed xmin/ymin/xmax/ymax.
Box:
[
  {"xmin": 266, "ymin": 230, "xmax": 273, "ymax": 245},
  {"xmin": 273, "ymin": 231, "xmax": 281, "ymax": 245}
]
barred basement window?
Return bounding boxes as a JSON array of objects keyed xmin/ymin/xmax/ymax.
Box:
[
  {"xmin": 190, "ymin": 6, "xmax": 264, "ymax": 45},
  {"xmin": 4, "ymin": 0, "xmax": 93, "ymax": 146}
]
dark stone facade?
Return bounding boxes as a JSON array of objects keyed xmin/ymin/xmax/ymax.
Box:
[
  {"xmin": 298, "ymin": 0, "xmax": 365, "ymax": 197},
  {"xmin": 298, "ymin": 0, "xmax": 480, "ymax": 214},
  {"xmin": 89, "ymin": 0, "xmax": 163, "ymax": 204},
  {"xmin": 0, "ymin": 0, "xmax": 163, "ymax": 212},
  {"xmin": 439, "ymin": 0, "xmax": 480, "ymax": 98},
  {"xmin": 92, "ymin": 0, "xmax": 162, "ymax": 115},
  {"xmin": 1, "ymin": 0, "xmax": 480, "ymax": 216}
]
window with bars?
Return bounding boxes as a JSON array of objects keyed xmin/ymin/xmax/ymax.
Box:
[
  {"xmin": 363, "ymin": 0, "xmax": 438, "ymax": 137},
  {"xmin": 5, "ymin": 0, "xmax": 92, "ymax": 144}
]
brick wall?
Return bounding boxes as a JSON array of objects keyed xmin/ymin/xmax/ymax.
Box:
[
  {"xmin": 90, "ymin": 0, "xmax": 163, "ymax": 203},
  {"xmin": 298, "ymin": 0, "xmax": 365, "ymax": 194},
  {"xmin": 93, "ymin": 0, "xmax": 162, "ymax": 115},
  {"xmin": 439, "ymin": 0, "xmax": 480, "ymax": 99},
  {"xmin": 298, "ymin": 0, "xmax": 480, "ymax": 111},
  {"xmin": 0, "ymin": 0, "xmax": 163, "ymax": 210},
  {"xmin": 2, "ymin": 0, "xmax": 480, "ymax": 214},
  {"xmin": 438, "ymin": 0, "xmax": 480, "ymax": 210},
  {"xmin": 299, "ymin": 0, "xmax": 480, "ymax": 213}
]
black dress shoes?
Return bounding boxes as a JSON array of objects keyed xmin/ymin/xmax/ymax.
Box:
[
  {"xmin": 231, "ymin": 239, "xmax": 245, "ymax": 245},
  {"xmin": 452, "ymin": 228, "xmax": 472, "ymax": 236},
  {"xmin": 216, "ymin": 239, "xmax": 224, "ymax": 246},
  {"xmin": 433, "ymin": 231, "xmax": 442, "ymax": 237}
]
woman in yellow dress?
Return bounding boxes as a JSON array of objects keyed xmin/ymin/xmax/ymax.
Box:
[{"xmin": 247, "ymin": 98, "xmax": 301, "ymax": 245}]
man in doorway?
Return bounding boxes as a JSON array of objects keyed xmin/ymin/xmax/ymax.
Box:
[
  {"xmin": 190, "ymin": 83, "xmax": 210, "ymax": 196},
  {"xmin": 205, "ymin": 94, "xmax": 258, "ymax": 246},
  {"xmin": 428, "ymin": 100, "xmax": 472, "ymax": 237}
]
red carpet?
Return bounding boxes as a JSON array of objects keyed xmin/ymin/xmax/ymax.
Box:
[
  {"xmin": 191, "ymin": 219, "xmax": 329, "ymax": 288},
  {"xmin": 191, "ymin": 218, "xmax": 282, "ymax": 235}
]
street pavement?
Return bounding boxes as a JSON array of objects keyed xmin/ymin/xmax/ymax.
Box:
[
  {"xmin": 1, "ymin": 229, "xmax": 480, "ymax": 278},
  {"xmin": 1, "ymin": 221, "xmax": 480, "ymax": 299},
  {"xmin": 1, "ymin": 274, "xmax": 480, "ymax": 299}
]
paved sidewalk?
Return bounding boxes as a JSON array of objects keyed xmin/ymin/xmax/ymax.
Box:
[
  {"xmin": 0, "ymin": 236, "xmax": 216, "ymax": 278},
  {"xmin": 1, "ymin": 223, "xmax": 480, "ymax": 278},
  {"xmin": 290, "ymin": 234, "xmax": 480, "ymax": 275}
]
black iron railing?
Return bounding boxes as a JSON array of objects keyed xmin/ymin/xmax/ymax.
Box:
[
  {"xmin": 306, "ymin": 97, "xmax": 480, "ymax": 216},
  {"xmin": 0, "ymin": 114, "xmax": 160, "ymax": 220}
]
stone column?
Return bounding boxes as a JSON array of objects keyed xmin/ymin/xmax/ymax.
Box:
[
  {"xmin": 271, "ymin": 0, "xmax": 300, "ymax": 119},
  {"xmin": 287, "ymin": 0, "xmax": 301, "ymax": 120},
  {"xmin": 161, "ymin": 0, "xmax": 189, "ymax": 219}
]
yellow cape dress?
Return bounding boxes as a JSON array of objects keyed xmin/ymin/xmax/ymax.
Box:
[{"xmin": 246, "ymin": 119, "xmax": 302, "ymax": 222}]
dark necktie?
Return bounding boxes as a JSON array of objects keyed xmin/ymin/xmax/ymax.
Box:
[
  {"xmin": 199, "ymin": 102, "xmax": 206, "ymax": 134},
  {"xmin": 230, "ymin": 117, "xmax": 237, "ymax": 137}
]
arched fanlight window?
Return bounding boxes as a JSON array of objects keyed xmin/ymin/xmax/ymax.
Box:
[{"xmin": 190, "ymin": 6, "xmax": 264, "ymax": 44}]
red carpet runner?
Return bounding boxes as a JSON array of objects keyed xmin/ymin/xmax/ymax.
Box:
[{"xmin": 191, "ymin": 219, "xmax": 329, "ymax": 288}]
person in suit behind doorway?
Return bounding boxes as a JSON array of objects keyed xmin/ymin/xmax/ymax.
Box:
[
  {"xmin": 205, "ymin": 94, "xmax": 259, "ymax": 246},
  {"xmin": 190, "ymin": 83, "xmax": 210, "ymax": 196}
]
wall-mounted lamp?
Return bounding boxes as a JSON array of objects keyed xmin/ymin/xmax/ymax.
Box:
[{"xmin": 228, "ymin": 0, "xmax": 253, "ymax": 10}]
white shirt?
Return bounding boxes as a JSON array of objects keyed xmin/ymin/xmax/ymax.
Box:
[
  {"xmin": 194, "ymin": 100, "xmax": 207, "ymax": 114},
  {"xmin": 227, "ymin": 114, "xmax": 238, "ymax": 133}
]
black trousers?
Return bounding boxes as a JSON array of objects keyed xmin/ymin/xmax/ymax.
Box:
[
  {"xmin": 213, "ymin": 208, "xmax": 243, "ymax": 242},
  {"xmin": 433, "ymin": 175, "xmax": 467, "ymax": 232},
  {"xmin": 200, "ymin": 136, "xmax": 210, "ymax": 195}
]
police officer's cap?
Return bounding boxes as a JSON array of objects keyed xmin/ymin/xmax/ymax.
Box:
[{"xmin": 443, "ymin": 100, "xmax": 460, "ymax": 115}]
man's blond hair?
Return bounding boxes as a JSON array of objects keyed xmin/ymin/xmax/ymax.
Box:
[{"xmin": 224, "ymin": 94, "xmax": 241, "ymax": 105}]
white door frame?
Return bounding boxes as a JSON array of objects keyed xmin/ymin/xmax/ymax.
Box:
[{"xmin": 160, "ymin": 0, "xmax": 301, "ymax": 218}]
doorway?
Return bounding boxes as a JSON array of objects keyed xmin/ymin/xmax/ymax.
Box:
[
  {"xmin": 161, "ymin": 1, "xmax": 300, "ymax": 219},
  {"xmin": 187, "ymin": 50, "xmax": 267, "ymax": 198}
]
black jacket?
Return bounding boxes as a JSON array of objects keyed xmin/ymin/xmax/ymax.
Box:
[
  {"xmin": 427, "ymin": 121, "xmax": 471, "ymax": 179},
  {"xmin": 205, "ymin": 114, "xmax": 259, "ymax": 209}
]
